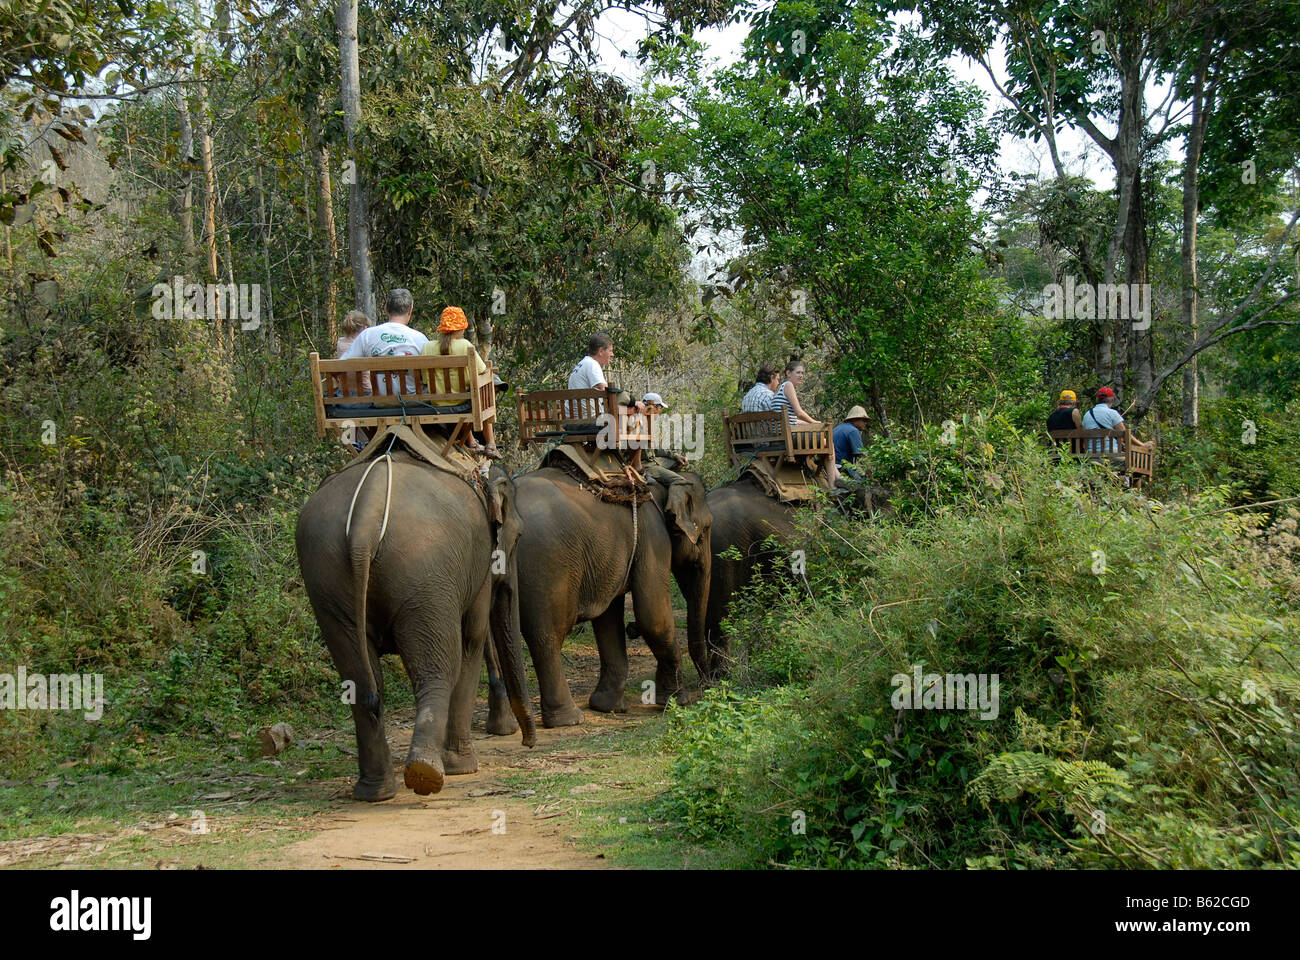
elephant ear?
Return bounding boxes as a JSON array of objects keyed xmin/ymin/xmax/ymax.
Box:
[
  {"xmin": 664, "ymin": 481, "xmax": 707, "ymax": 545},
  {"xmin": 489, "ymin": 469, "xmax": 522, "ymax": 567}
]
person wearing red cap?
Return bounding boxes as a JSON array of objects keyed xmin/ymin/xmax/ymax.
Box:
[
  {"xmin": 422, "ymin": 306, "xmax": 499, "ymax": 459},
  {"xmin": 1082, "ymin": 386, "xmax": 1126, "ymax": 454}
]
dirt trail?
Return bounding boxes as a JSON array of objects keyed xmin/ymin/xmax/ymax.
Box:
[{"xmin": 266, "ymin": 644, "xmax": 663, "ymax": 870}]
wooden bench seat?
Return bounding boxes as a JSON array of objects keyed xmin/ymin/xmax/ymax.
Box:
[
  {"xmin": 517, "ymin": 389, "xmax": 656, "ymax": 451},
  {"xmin": 1048, "ymin": 428, "xmax": 1156, "ymax": 486},
  {"xmin": 310, "ymin": 349, "xmax": 496, "ymax": 454},
  {"xmin": 724, "ymin": 410, "xmax": 832, "ymax": 467}
]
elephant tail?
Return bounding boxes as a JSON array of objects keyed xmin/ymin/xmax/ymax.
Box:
[
  {"xmin": 350, "ymin": 533, "xmax": 382, "ymax": 722},
  {"xmin": 347, "ymin": 464, "xmax": 390, "ymax": 724},
  {"xmin": 491, "ymin": 579, "xmax": 537, "ymax": 748}
]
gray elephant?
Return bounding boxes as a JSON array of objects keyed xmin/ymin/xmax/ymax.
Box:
[
  {"xmin": 296, "ymin": 450, "xmax": 535, "ymax": 801},
  {"xmin": 704, "ymin": 475, "xmax": 890, "ymax": 679},
  {"xmin": 702, "ymin": 475, "xmax": 802, "ymax": 681},
  {"xmin": 495, "ymin": 459, "xmax": 712, "ymax": 727}
]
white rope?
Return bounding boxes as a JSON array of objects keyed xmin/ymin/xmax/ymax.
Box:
[
  {"xmin": 621, "ymin": 465, "xmax": 639, "ymax": 591},
  {"xmin": 345, "ymin": 453, "xmax": 394, "ymax": 545}
]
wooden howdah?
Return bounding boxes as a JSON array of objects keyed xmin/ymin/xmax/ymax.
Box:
[
  {"xmin": 725, "ymin": 410, "xmax": 831, "ymax": 467},
  {"xmin": 309, "ymin": 348, "xmax": 496, "ymax": 458},
  {"xmin": 1048, "ymin": 427, "xmax": 1156, "ymax": 486},
  {"xmin": 516, "ymin": 388, "xmax": 656, "ymax": 452}
]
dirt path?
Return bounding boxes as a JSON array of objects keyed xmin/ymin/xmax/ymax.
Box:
[{"xmin": 262, "ymin": 643, "xmax": 664, "ymax": 870}]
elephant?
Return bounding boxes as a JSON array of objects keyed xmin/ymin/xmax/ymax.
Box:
[
  {"xmin": 296, "ymin": 449, "xmax": 535, "ymax": 802},
  {"xmin": 702, "ymin": 474, "xmax": 802, "ymax": 681},
  {"xmin": 703, "ymin": 472, "xmax": 890, "ymax": 679},
  {"xmin": 494, "ymin": 459, "xmax": 713, "ymax": 727}
]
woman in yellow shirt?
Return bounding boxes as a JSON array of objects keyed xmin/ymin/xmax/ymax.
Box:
[{"xmin": 422, "ymin": 306, "xmax": 500, "ymax": 459}]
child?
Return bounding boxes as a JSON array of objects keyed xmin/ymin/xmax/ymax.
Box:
[
  {"xmin": 422, "ymin": 306, "xmax": 500, "ymax": 459},
  {"xmin": 335, "ymin": 310, "xmax": 371, "ymax": 357}
]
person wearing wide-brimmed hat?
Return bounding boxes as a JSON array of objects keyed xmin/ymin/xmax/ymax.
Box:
[
  {"xmin": 422, "ymin": 306, "xmax": 499, "ymax": 459},
  {"xmin": 833, "ymin": 405, "xmax": 871, "ymax": 479}
]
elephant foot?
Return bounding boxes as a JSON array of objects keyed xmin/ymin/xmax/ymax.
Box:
[
  {"xmin": 485, "ymin": 705, "xmax": 520, "ymax": 737},
  {"xmin": 541, "ymin": 702, "xmax": 585, "ymax": 727},
  {"xmin": 403, "ymin": 757, "xmax": 445, "ymax": 796},
  {"xmin": 588, "ymin": 687, "xmax": 629, "ymax": 714},
  {"xmin": 658, "ymin": 685, "xmax": 700, "ymax": 707},
  {"xmin": 443, "ymin": 741, "xmax": 479, "ymax": 776},
  {"xmin": 353, "ymin": 773, "xmax": 398, "ymax": 803}
]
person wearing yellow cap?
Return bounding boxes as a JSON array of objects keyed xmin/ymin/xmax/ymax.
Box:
[
  {"xmin": 422, "ymin": 306, "xmax": 499, "ymax": 459},
  {"xmin": 1047, "ymin": 389, "xmax": 1083, "ymax": 440}
]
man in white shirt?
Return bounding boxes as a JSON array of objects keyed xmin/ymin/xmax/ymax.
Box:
[
  {"xmin": 340, "ymin": 288, "xmax": 428, "ymax": 394},
  {"xmin": 1082, "ymin": 386, "xmax": 1126, "ymax": 453},
  {"xmin": 566, "ymin": 333, "xmax": 644, "ymax": 418}
]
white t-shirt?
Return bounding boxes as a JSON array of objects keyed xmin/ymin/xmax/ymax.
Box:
[
  {"xmin": 566, "ymin": 354, "xmax": 608, "ymax": 418},
  {"xmin": 340, "ymin": 321, "xmax": 429, "ymax": 394},
  {"xmin": 1083, "ymin": 403, "xmax": 1124, "ymax": 452},
  {"xmin": 568, "ymin": 354, "xmax": 607, "ymax": 391}
]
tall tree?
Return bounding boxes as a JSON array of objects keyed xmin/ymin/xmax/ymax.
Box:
[
  {"xmin": 651, "ymin": 6, "xmax": 1002, "ymax": 428},
  {"xmin": 336, "ymin": 0, "xmax": 373, "ymax": 317}
]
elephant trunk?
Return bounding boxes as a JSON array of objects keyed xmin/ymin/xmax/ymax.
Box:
[
  {"xmin": 491, "ymin": 575, "xmax": 537, "ymax": 747},
  {"xmin": 680, "ymin": 549, "xmax": 712, "ymax": 683}
]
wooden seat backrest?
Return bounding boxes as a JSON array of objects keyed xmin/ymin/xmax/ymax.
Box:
[
  {"xmin": 1048, "ymin": 428, "xmax": 1156, "ymax": 481},
  {"xmin": 310, "ymin": 349, "xmax": 495, "ymax": 436},
  {"xmin": 517, "ymin": 389, "xmax": 657, "ymax": 450}
]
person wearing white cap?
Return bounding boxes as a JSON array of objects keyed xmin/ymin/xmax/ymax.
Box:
[
  {"xmin": 833, "ymin": 405, "xmax": 871, "ymax": 479},
  {"xmin": 640, "ymin": 392, "xmax": 689, "ymax": 485}
]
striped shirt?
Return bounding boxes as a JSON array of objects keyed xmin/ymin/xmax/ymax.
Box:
[
  {"xmin": 770, "ymin": 381, "xmax": 797, "ymax": 425},
  {"xmin": 741, "ymin": 382, "xmax": 775, "ymax": 412}
]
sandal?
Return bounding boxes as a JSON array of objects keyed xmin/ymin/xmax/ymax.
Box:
[{"xmin": 484, "ymin": 444, "xmax": 501, "ymax": 460}]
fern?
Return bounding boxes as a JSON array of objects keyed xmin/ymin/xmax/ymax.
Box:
[{"xmin": 968, "ymin": 752, "xmax": 1129, "ymax": 808}]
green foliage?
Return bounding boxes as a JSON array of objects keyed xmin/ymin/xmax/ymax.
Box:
[
  {"xmin": 659, "ymin": 439, "xmax": 1300, "ymax": 868},
  {"xmin": 1153, "ymin": 397, "xmax": 1300, "ymax": 505},
  {"xmin": 649, "ymin": 3, "xmax": 1009, "ymax": 427}
]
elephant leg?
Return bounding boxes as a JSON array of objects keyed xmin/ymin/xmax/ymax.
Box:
[
  {"xmin": 630, "ymin": 568, "xmax": 696, "ymax": 707},
  {"xmin": 524, "ymin": 625, "xmax": 583, "ymax": 728},
  {"xmin": 322, "ymin": 622, "xmax": 396, "ymax": 802},
  {"xmin": 704, "ymin": 563, "xmax": 738, "ymax": 683},
  {"xmin": 484, "ymin": 630, "xmax": 519, "ymax": 737},
  {"xmin": 588, "ymin": 598, "xmax": 629, "ymax": 714},
  {"xmin": 444, "ymin": 585, "xmax": 490, "ymax": 776},
  {"xmin": 399, "ymin": 618, "xmax": 459, "ymax": 796}
]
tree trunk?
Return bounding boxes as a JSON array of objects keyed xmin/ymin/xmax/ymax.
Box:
[
  {"xmin": 475, "ymin": 312, "xmax": 493, "ymax": 360},
  {"xmin": 1180, "ymin": 38, "xmax": 1214, "ymax": 429},
  {"xmin": 255, "ymin": 120, "xmax": 274, "ymax": 347},
  {"xmin": 337, "ymin": 0, "xmax": 374, "ymax": 317},
  {"xmin": 1124, "ymin": 168, "xmax": 1152, "ymax": 399},
  {"xmin": 196, "ymin": 80, "xmax": 219, "ymax": 285},
  {"xmin": 308, "ymin": 103, "xmax": 339, "ymax": 341},
  {"xmin": 177, "ymin": 87, "xmax": 195, "ymax": 258}
]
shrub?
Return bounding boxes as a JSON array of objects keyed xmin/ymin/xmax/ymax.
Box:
[{"xmin": 660, "ymin": 439, "xmax": 1300, "ymax": 868}]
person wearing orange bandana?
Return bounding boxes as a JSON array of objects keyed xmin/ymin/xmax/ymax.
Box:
[{"xmin": 422, "ymin": 306, "xmax": 499, "ymax": 459}]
